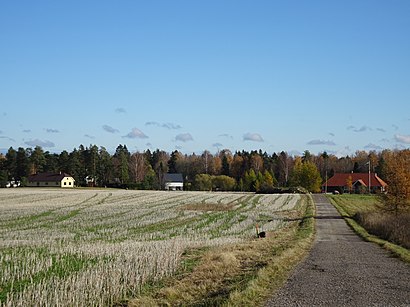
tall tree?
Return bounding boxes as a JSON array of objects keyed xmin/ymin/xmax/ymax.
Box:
[
  {"xmin": 129, "ymin": 152, "xmax": 147, "ymax": 183},
  {"xmin": 69, "ymin": 148, "xmax": 84, "ymax": 185},
  {"xmin": 98, "ymin": 147, "xmax": 113, "ymax": 186},
  {"xmin": 381, "ymin": 149, "xmax": 410, "ymax": 213},
  {"xmin": 290, "ymin": 158, "xmax": 322, "ymax": 193},
  {"xmin": 29, "ymin": 146, "xmax": 46, "ymax": 174},
  {"xmin": 277, "ymin": 151, "xmax": 290, "ymax": 186},
  {"xmin": 15, "ymin": 147, "xmax": 29, "ymax": 179},
  {"xmin": 59, "ymin": 150, "xmax": 71, "ymax": 173},
  {"xmin": 168, "ymin": 150, "xmax": 179, "ymax": 174},
  {"xmin": 250, "ymin": 154, "xmax": 264, "ymax": 174}
]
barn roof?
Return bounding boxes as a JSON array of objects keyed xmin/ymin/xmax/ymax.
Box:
[
  {"xmin": 28, "ymin": 172, "xmax": 74, "ymax": 182},
  {"xmin": 323, "ymin": 173, "xmax": 387, "ymax": 188},
  {"xmin": 164, "ymin": 173, "xmax": 184, "ymax": 183}
]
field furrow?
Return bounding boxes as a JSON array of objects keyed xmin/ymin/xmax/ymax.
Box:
[{"xmin": 0, "ymin": 189, "xmax": 306, "ymax": 306}]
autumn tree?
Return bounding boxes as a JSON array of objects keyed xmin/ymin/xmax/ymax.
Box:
[
  {"xmin": 194, "ymin": 174, "xmax": 213, "ymax": 191},
  {"xmin": 346, "ymin": 175, "xmax": 353, "ymax": 194},
  {"xmin": 381, "ymin": 149, "xmax": 410, "ymax": 213},
  {"xmin": 290, "ymin": 158, "xmax": 322, "ymax": 193},
  {"xmin": 212, "ymin": 175, "xmax": 236, "ymax": 191},
  {"xmin": 244, "ymin": 169, "xmax": 257, "ymax": 192},
  {"xmin": 129, "ymin": 152, "xmax": 147, "ymax": 183}
]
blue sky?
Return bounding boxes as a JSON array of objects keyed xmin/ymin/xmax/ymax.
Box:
[{"xmin": 1, "ymin": 1, "xmax": 409, "ymax": 156}]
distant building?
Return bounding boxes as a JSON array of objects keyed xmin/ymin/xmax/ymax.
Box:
[
  {"xmin": 323, "ymin": 172, "xmax": 387, "ymax": 194},
  {"xmin": 27, "ymin": 172, "xmax": 75, "ymax": 188},
  {"xmin": 164, "ymin": 173, "xmax": 184, "ymax": 191}
]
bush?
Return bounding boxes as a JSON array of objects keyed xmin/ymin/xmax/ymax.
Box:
[{"xmin": 354, "ymin": 211, "xmax": 410, "ymax": 249}]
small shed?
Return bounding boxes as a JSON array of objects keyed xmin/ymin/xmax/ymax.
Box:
[
  {"xmin": 164, "ymin": 173, "xmax": 184, "ymax": 191},
  {"xmin": 27, "ymin": 172, "xmax": 75, "ymax": 188}
]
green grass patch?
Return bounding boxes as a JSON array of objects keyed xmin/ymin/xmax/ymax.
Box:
[{"xmin": 0, "ymin": 249, "xmax": 99, "ymax": 302}]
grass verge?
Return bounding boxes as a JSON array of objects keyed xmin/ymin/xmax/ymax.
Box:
[
  {"xmin": 127, "ymin": 195, "xmax": 315, "ymax": 306},
  {"xmin": 327, "ymin": 195, "xmax": 410, "ymax": 263}
]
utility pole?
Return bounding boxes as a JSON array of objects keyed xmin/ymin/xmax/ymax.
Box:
[{"xmin": 368, "ymin": 160, "xmax": 371, "ymax": 194}]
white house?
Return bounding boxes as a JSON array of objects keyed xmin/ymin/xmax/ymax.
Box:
[
  {"xmin": 164, "ymin": 173, "xmax": 184, "ymax": 191},
  {"xmin": 27, "ymin": 172, "xmax": 75, "ymax": 188}
]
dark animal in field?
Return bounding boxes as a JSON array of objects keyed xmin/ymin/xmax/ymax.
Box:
[{"xmin": 255, "ymin": 224, "xmax": 266, "ymax": 238}]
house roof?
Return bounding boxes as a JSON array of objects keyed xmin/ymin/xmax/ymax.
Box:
[
  {"xmin": 323, "ymin": 173, "xmax": 387, "ymax": 188},
  {"xmin": 164, "ymin": 173, "xmax": 184, "ymax": 183},
  {"xmin": 28, "ymin": 172, "xmax": 74, "ymax": 182}
]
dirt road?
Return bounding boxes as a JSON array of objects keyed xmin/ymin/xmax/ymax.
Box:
[{"xmin": 266, "ymin": 194, "xmax": 410, "ymax": 306}]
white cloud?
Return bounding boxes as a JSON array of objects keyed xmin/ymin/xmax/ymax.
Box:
[
  {"xmin": 84, "ymin": 134, "xmax": 95, "ymax": 139},
  {"xmin": 103, "ymin": 125, "xmax": 119, "ymax": 133},
  {"xmin": 347, "ymin": 125, "xmax": 372, "ymax": 132},
  {"xmin": 364, "ymin": 143, "xmax": 383, "ymax": 150},
  {"xmin": 45, "ymin": 128, "xmax": 59, "ymax": 133},
  {"xmin": 376, "ymin": 128, "xmax": 386, "ymax": 133},
  {"xmin": 25, "ymin": 139, "xmax": 55, "ymax": 148},
  {"xmin": 162, "ymin": 123, "xmax": 181, "ymax": 129},
  {"xmin": 123, "ymin": 128, "xmax": 148, "ymax": 139},
  {"xmin": 115, "ymin": 107, "xmax": 126, "ymax": 113},
  {"xmin": 395, "ymin": 134, "xmax": 410, "ymax": 144},
  {"xmin": 23, "ymin": 129, "xmax": 31, "ymax": 133},
  {"xmin": 175, "ymin": 133, "xmax": 194, "ymax": 142},
  {"xmin": 354, "ymin": 126, "xmax": 371, "ymax": 132},
  {"xmin": 219, "ymin": 133, "xmax": 234, "ymax": 139},
  {"xmin": 307, "ymin": 139, "xmax": 336, "ymax": 146},
  {"xmin": 145, "ymin": 121, "xmax": 160, "ymax": 127},
  {"xmin": 146, "ymin": 121, "xmax": 181, "ymax": 129},
  {"xmin": 243, "ymin": 133, "xmax": 264, "ymax": 142}
]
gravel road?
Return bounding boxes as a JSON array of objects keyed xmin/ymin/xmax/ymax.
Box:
[{"xmin": 266, "ymin": 194, "xmax": 410, "ymax": 307}]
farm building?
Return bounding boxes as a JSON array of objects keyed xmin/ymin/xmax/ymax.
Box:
[
  {"xmin": 164, "ymin": 173, "xmax": 184, "ymax": 191},
  {"xmin": 27, "ymin": 172, "xmax": 75, "ymax": 188},
  {"xmin": 322, "ymin": 172, "xmax": 387, "ymax": 194}
]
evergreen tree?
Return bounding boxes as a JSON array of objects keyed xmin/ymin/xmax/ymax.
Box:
[
  {"xmin": 221, "ymin": 155, "xmax": 230, "ymax": 176},
  {"xmin": 16, "ymin": 147, "xmax": 29, "ymax": 179},
  {"xmin": 29, "ymin": 146, "xmax": 46, "ymax": 174},
  {"xmin": 168, "ymin": 150, "xmax": 179, "ymax": 173},
  {"xmin": 5, "ymin": 147, "xmax": 17, "ymax": 180}
]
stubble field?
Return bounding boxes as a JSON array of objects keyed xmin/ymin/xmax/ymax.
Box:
[{"xmin": 0, "ymin": 188, "xmax": 306, "ymax": 306}]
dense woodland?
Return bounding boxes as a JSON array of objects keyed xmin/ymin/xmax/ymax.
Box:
[{"xmin": 1, "ymin": 144, "xmax": 408, "ymax": 194}]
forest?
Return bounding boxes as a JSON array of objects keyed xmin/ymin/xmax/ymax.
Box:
[{"xmin": 0, "ymin": 144, "xmax": 406, "ymax": 193}]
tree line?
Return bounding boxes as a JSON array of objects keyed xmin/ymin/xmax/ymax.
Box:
[{"xmin": 0, "ymin": 145, "xmax": 408, "ymax": 195}]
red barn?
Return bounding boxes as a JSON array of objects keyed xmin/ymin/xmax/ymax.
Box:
[{"xmin": 323, "ymin": 173, "xmax": 387, "ymax": 194}]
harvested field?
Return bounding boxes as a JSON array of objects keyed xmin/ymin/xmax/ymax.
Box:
[{"xmin": 0, "ymin": 189, "xmax": 306, "ymax": 306}]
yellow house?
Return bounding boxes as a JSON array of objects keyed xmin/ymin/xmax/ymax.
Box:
[{"xmin": 27, "ymin": 172, "xmax": 75, "ymax": 188}]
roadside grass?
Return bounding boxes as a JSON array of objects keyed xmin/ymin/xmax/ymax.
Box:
[
  {"xmin": 128, "ymin": 195, "xmax": 315, "ymax": 307},
  {"xmin": 327, "ymin": 194, "xmax": 410, "ymax": 263}
]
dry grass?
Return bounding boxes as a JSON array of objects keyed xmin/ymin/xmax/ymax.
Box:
[
  {"xmin": 129, "ymin": 195, "xmax": 315, "ymax": 306},
  {"xmin": 354, "ymin": 211, "xmax": 410, "ymax": 249}
]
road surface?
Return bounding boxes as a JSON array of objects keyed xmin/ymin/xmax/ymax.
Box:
[{"xmin": 266, "ymin": 194, "xmax": 410, "ymax": 306}]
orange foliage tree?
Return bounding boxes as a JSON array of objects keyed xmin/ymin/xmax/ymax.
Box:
[{"xmin": 381, "ymin": 149, "xmax": 410, "ymax": 213}]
